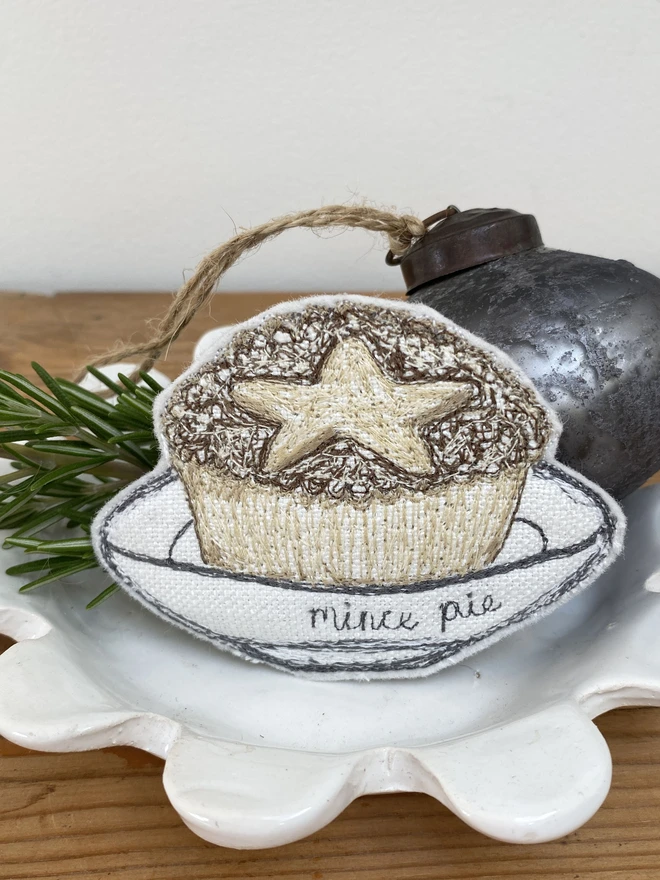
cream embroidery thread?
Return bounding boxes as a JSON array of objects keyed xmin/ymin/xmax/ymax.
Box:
[
  {"xmin": 231, "ymin": 338, "xmax": 473, "ymax": 473},
  {"xmin": 178, "ymin": 462, "xmax": 526, "ymax": 584}
]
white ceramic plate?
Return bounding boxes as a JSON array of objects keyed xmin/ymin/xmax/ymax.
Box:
[{"xmin": 0, "ymin": 479, "xmax": 659, "ymax": 848}]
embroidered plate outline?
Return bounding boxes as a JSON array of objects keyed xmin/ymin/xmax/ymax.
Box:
[{"xmin": 96, "ymin": 461, "xmax": 619, "ymax": 675}]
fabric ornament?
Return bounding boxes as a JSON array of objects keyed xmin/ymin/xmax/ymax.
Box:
[{"xmin": 93, "ymin": 295, "xmax": 625, "ymax": 680}]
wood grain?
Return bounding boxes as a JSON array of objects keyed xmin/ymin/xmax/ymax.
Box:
[
  {"xmin": 1, "ymin": 291, "xmax": 660, "ymax": 880},
  {"xmin": 0, "ymin": 291, "xmax": 401, "ymax": 382}
]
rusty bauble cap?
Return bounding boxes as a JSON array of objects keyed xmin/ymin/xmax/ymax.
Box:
[{"xmin": 397, "ymin": 207, "xmax": 543, "ymax": 293}]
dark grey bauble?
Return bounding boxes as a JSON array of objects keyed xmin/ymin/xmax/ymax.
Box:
[{"xmin": 399, "ymin": 208, "xmax": 660, "ymax": 499}]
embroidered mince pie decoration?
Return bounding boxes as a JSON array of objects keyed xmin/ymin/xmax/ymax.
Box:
[
  {"xmin": 93, "ymin": 295, "xmax": 625, "ymax": 680},
  {"xmin": 164, "ymin": 300, "xmax": 552, "ymax": 585}
]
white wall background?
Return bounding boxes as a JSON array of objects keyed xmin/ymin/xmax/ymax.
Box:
[{"xmin": 0, "ymin": 0, "xmax": 659, "ymax": 295}]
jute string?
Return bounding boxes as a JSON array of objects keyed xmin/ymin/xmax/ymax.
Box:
[{"xmin": 83, "ymin": 205, "xmax": 427, "ymax": 378}]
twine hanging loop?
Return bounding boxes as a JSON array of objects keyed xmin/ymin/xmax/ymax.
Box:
[{"xmin": 85, "ymin": 204, "xmax": 431, "ymax": 378}]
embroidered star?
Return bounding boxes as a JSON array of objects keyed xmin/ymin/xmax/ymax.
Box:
[{"xmin": 231, "ymin": 338, "xmax": 473, "ymax": 474}]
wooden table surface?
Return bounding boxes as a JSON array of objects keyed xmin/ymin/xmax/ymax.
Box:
[{"xmin": 2, "ymin": 291, "xmax": 660, "ymax": 880}]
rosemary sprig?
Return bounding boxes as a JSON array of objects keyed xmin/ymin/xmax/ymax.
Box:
[{"xmin": 0, "ymin": 363, "xmax": 162, "ymax": 607}]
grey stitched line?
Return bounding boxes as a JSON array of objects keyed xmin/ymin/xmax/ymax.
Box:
[
  {"xmin": 106, "ymin": 528, "xmax": 602, "ymax": 596},
  {"xmin": 514, "ymin": 517, "xmax": 549, "ymax": 552},
  {"xmin": 168, "ymin": 519, "xmax": 193, "ymax": 560}
]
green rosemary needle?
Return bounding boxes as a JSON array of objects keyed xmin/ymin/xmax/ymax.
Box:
[{"xmin": 0, "ymin": 363, "xmax": 162, "ymax": 607}]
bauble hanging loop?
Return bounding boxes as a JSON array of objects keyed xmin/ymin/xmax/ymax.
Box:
[{"xmin": 82, "ymin": 204, "xmax": 429, "ymax": 380}]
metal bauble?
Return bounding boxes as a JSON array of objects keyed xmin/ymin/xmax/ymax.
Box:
[{"xmin": 397, "ymin": 208, "xmax": 660, "ymax": 498}]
